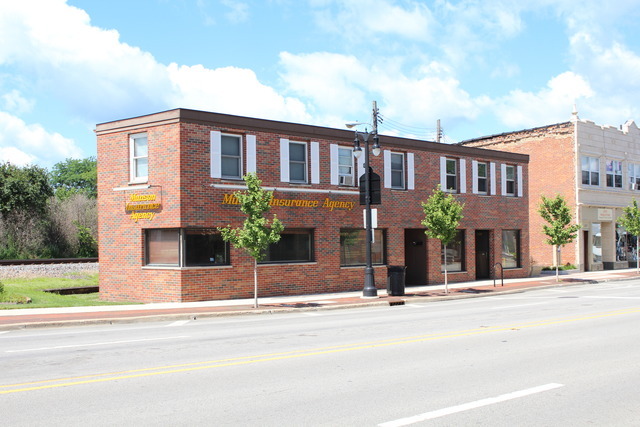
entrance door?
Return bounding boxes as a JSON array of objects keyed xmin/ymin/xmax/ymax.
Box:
[
  {"xmin": 583, "ymin": 230, "xmax": 590, "ymax": 271},
  {"xmin": 404, "ymin": 229, "xmax": 427, "ymax": 285},
  {"xmin": 475, "ymin": 230, "xmax": 490, "ymax": 279}
]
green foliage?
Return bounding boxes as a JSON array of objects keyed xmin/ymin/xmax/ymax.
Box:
[
  {"xmin": 0, "ymin": 162, "xmax": 53, "ymax": 217},
  {"xmin": 49, "ymin": 157, "xmax": 97, "ymax": 200},
  {"xmin": 75, "ymin": 222, "xmax": 98, "ymax": 257},
  {"xmin": 538, "ymin": 195, "xmax": 581, "ymax": 246},
  {"xmin": 218, "ymin": 173, "xmax": 284, "ymax": 261},
  {"xmin": 618, "ymin": 199, "xmax": 640, "ymax": 237},
  {"xmin": 421, "ymin": 185, "xmax": 465, "ymax": 246},
  {"xmin": 0, "ymin": 281, "xmax": 4, "ymax": 295}
]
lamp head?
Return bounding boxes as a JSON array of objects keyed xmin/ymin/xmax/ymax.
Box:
[{"xmin": 345, "ymin": 121, "xmax": 368, "ymax": 129}]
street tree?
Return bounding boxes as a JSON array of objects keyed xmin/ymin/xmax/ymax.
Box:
[
  {"xmin": 218, "ymin": 173, "xmax": 284, "ymax": 308},
  {"xmin": 421, "ymin": 185, "xmax": 464, "ymax": 293},
  {"xmin": 538, "ymin": 194, "xmax": 581, "ymax": 281},
  {"xmin": 49, "ymin": 157, "xmax": 97, "ymax": 200},
  {"xmin": 0, "ymin": 162, "xmax": 52, "ymax": 217},
  {"xmin": 617, "ymin": 199, "xmax": 640, "ymax": 275}
]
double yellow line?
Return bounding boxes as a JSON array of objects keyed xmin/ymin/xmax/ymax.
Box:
[{"xmin": 3, "ymin": 306, "xmax": 640, "ymax": 395}]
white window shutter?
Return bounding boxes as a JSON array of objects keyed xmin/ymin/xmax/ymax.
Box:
[
  {"xmin": 383, "ymin": 150, "xmax": 392, "ymax": 189},
  {"xmin": 490, "ymin": 162, "xmax": 497, "ymax": 195},
  {"xmin": 517, "ymin": 165, "xmax": 523, "ymax": 197},
  {"xmin": 459, "ymin": 159, "xmax": 467, "ymax": 193},
  {"xmin": 246, "ymin": 135, "xmax": 256, "ymax": 174},
  {"xmin": 311, "ymin": 141, "xmax": 320, "ymax": 184},
  {"xmin": 407, "ymin": 153, "xmax": 415, "ymax": 190},
  {"xmin": 501, "ymin": 163, "xmax": 507, "ymax": 195},
  {"xmin": 280, "ymin": 138, "xmax": 289, "ymax": 182},
  {"xmin": 440, "ymin": 157, "xmax": 447, "ymax": 189},
  {"xmin": 330, "ymin": 144, "xmax": 339, "ymax": 185},
  {"xmin": 210, "ymin": 131, "xmax": 221, "ymax": 178},
  {"xmin": 472, "ymin": 160, "xmax": 478, "ymax": 194}
]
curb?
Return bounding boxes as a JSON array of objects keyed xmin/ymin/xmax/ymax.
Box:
[{"xmin": 1, "ymin": 275, "xmax": 636, "ymax": 331}]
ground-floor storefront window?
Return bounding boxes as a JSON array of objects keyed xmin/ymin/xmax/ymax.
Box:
[
  {"xmin": 441, "ymin": 230, "xmax": 465, "ymax": 272},
  {"xmin": 340, "ymin": 229, "xmax": 386, "ymax": 266},
  {"xmin": 502, "ymin": 230, "xmax": 520, "ymax": 268},
  {"xmin": 146, "ymin": 228, "xmax": 229, "ymax": 267},
  {"xmin": 261, "ymin": 229, "xmax": 314, "ymax": 263}
]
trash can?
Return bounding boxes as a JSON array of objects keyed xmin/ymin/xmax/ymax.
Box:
[{"xmin": 387, "ymin": 265, "xmax": 406, "ymax": 296}]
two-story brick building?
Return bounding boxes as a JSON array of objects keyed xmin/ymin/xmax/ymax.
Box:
[
  {"xmin": 96, "ymin": 108, "xmax": 530, "ymax": 303},
  {"xmin": 461, "ymin": 110, "xmax": 640, "ymax": 272}
]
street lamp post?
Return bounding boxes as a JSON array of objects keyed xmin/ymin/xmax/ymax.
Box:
[{"xmin": 348, "ymin": 101, "xmax": 381, "ymax": 298}]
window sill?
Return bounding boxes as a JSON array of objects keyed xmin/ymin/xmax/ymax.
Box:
[
  {"xmin": 340, "ymin": 264, "xmax": 386, "ymax": 269},
  {"xmin": 257, "ymin": 261, "xmax": 317, "ymax": 266},
  {"xmin": 142, "ymin": 265, "xmax": 233, "ymax": 270},
  {"xmin": 439, "ymin": 270, "xmax": 467, "ymax": 274}
]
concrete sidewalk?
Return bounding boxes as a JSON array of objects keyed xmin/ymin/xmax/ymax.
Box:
[{"xmin": 1, "ymin": 268, "xmax": 638, "ymax": 330}]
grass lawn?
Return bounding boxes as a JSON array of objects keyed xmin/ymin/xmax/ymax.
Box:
[{"xmin": 0, "ymin": 273, "xmax": 139, "ymax": 309}]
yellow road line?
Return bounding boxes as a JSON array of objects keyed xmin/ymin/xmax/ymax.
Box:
[{"xmin": 3, "ymin": 306, "xmax": 640, "ymax": 395}]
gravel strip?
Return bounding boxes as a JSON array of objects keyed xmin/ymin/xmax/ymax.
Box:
[{"xmin": 0, "ymin": 263, "xmax": 98, "ymax": 279}]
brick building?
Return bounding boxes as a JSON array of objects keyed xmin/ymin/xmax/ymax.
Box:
[
  {"xmin": 96, "ymin": 109, "xmax": 530, "ymax": 303},
  {"xmin": 461, "ymin": 111, "xmax": 640, "ymax": 272}
]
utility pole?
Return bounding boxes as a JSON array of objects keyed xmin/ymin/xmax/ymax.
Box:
[{"xmin": 436, "ymin": 119, "xmax": 442, "ymax": 143}]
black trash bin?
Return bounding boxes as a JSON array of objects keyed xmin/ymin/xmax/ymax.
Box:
[{"xmin": 387, "ymin": 265, "xmax": 406, "ymax": 296}]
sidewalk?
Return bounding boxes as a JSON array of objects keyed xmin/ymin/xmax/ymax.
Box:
[{"xmin": 1, "ymin": 268, "xmax": 638, "ymax": 330}]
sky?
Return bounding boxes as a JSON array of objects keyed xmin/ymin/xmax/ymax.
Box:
[{"xmin": 1, "ymin": 0, "xmax": 640, "ymax": 169}]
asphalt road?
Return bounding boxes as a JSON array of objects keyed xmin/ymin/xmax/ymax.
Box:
[{"xmin": 2, "ymin": 279, "xmax": 640, "ymax": 426}]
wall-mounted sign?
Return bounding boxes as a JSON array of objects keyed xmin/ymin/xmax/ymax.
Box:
[
  {"xmin": 222, "ymin": 194, "xmax": 355, "ymax": 211},
  {"xmin": 597, "ymin": 208, "xmax": 613, "ymax": 221},
  {"xmin": 125, "ymin": 193, "xmax": 162, "ymax": 222}
]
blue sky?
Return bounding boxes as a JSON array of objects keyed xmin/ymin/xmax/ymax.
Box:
[{"xmin": 2, "ymin": 0, "xmax": 640, "ymax": 168}]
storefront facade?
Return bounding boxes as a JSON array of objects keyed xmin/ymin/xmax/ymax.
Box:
[{"xmin": 96, "ymin": 109, "xmax": 530, "ymax": 303}]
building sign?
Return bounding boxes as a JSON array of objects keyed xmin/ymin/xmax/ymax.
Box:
[
  {"xmin": 597, "ymin": 208, "xmax": 613, "ymax": 221},
  {"xmin": 125, "ymin": 193, "xmax": 162, "ymax": 222},
  {"xmin": 222, "ymin": 194, "xmax": 355, "ymax": 211}
]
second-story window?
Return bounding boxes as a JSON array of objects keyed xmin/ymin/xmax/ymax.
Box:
[
  {"xmin": 221, "ymin": 135, "xmax": 242, "ymax": 179},
  {"xmin": 391, "ymin": 152, "xmax": 405, "ymax": 189},
  {"xmin": 629, "ymin": 164, "xmax": 640, "ymax": 190},
  {"xmin": 505, "ymin": 165, "xmax": 516, "ymax": 196},
  {"xmin": 129, "ymin": 133, "xmax": 148, "ymax": 183},
  {"xmin": 446, "ymin": 158, "xmax": 457, "ymax": 191},
  {"xmin": 477, "ymin": 162, "xmax": 488, "ymax": 193},
  {"xmin": 606, "ymin": 160, "xmax": 623, "ymax": 188},
  {"xmin": 289, "ymin": 141, "xmax": 307, "ymax": 183},
  {"xmin": 338, "ymin": 147, "xmax": 354, "ymax": 186},
  {"xmin": 581, "ymin": 156, "xmax": 599, "ymax": 186}
]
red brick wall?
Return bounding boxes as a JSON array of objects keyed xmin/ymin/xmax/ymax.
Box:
[
  {"xmin": 462, "ymin": 123, "xmax": 576, "ymax": 268},
  {"xmin": 97, "ymin": 112, "xmax": 530, "ymax": 303}
]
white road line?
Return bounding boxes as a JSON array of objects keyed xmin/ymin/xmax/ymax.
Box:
[
  {"xmin": 166, "ymin": 320, "xmax": 191, "ymax": 327},
  {"xmin": 302, "ymin": 312, "xmax": 322, "ymax": 316},
  {"xmin": 492, "ymin": 302, "xmax": 547, "ymax": 309},
  {"xmin": 584, "ymin": 296, "xmax": 640, "ymax": 299},
  {"xmin": 5, "ymin": 336, "xmax": 190, "ymax": 353},
  {"xmin": 378, "ymin": 383, "xmax": 564, "ymax": 427},
  {"xmin": 0, "ymin": 331, "xmax": 10, "ymax": 335}
]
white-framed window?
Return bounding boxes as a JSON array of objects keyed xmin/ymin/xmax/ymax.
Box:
[
  {"xmin": 581, "ymin": 156, "xmax": 599, "ymax": 186},
  {"xmin": 628, "ymin": 163, "xmax": 640, "ymax": 190},
  {"xmin": 289, "ymin": 141, "xmax": 307, "ymax": 183},
  {"xmin": 338, "ymin": 147, "xmax": 355, "ymax": 186},
  {"xmin": 129, "ymin": 133, "xmax": 148, "ymax": 183},
  {"xmin": 606, "ymin": 160, "xmax": 623, "ymax": 188},
  {"xmin": 446, "ymin": 158, "xmax": 457, "ymax": 191},
  {"xmin": 221, "ymin": 134, "xmax": 242, "ymax": 179},
  {"xmin": 390, "ymin": 152, "xmax": 405, "ymax": 189},
  {"xmin": 476, "ymin": 162, "xmax": 488, "ymax": 194},
  {"xmin": 505, "ymin": 164, "xmax": 516, "ymax": 196}
]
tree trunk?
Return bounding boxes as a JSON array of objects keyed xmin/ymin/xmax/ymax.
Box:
[
  {"xmin": 253, "ymin": 259, "xmax": 258, "ymax": 308},
  {"xmin": 637, "ymin": 241, "xmax": 639, "ymax": 275},
  {"xmin": 556, "ymin": 246, "xmax": 560, "ymax": 282},
  {"xmin": 444, "ymin": 243, "xmax": 449, "ymax": 294}
]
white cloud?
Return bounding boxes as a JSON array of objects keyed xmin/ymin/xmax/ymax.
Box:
[
  {"xmin": 0, "ymin": 111, "xmax": 83, "ymax": 167},
  {"xmin": 167, "ymin": 63, "xmax": 310, "ymax": 123},
  {"xmin": 313, "ymin": 0, "xmax": 435, "ymax": 42},
  {"xmin": 493, "ymin": 72, "xmax": 594, "ymax": 128},
  {"xmin": 2, "ymin": 90, "xmax": 34, "ymax": 114},
  {"xmin": 221, "ymin": 0, "xmax": 249, "ymax": 23}
]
